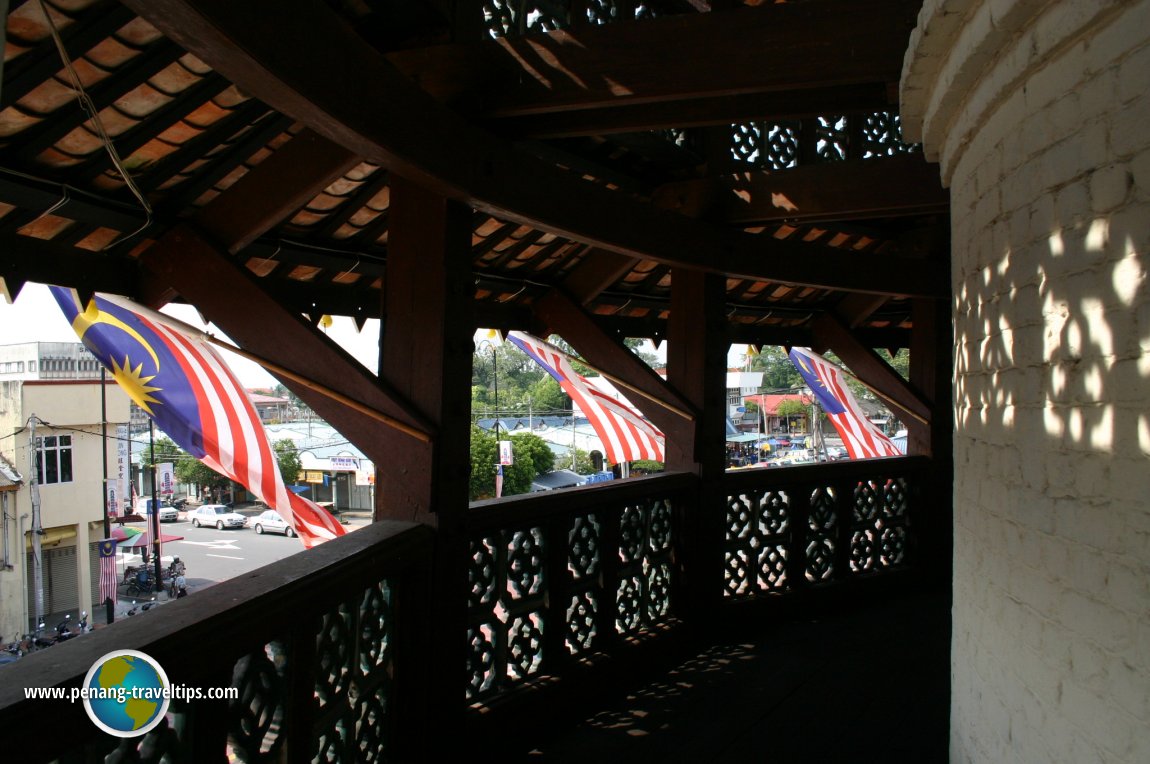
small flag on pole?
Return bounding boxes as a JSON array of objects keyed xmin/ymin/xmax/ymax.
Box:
[{"xmin": 98, "ymin": 538, "xmax": 118, "ymax": 604}]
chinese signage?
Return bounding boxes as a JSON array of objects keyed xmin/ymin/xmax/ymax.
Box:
[
  {"xmin": 329, "ymin": 456, "xmax": 358, "ymax": 471},
  {"xmin": 498, "ymin": 441, "xmax": 513, "ymax": 466},
  {"xmin": 157, "ymin": 462, "xmax": 174, "ymax": 496}
]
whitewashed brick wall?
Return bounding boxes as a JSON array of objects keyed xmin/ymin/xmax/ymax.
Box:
[{"xmin": 903, "ymin": 1, "xmax": 1150, "ymax": 761}]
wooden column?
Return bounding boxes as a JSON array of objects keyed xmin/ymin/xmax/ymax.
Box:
[
  {"xmin": 378, "ymin": 174, "xmax": 474, "ymax": 755},
  {"xmin": 377, "ymin": 174, "xmax": 474, "ymax": 527},
  {"xmin": 910, "ymin": 296, "xmax": 954, "ymax": 589},
  {"xmin": 665, "ymin": 269, "xmax": 727, "ymax": 618}
]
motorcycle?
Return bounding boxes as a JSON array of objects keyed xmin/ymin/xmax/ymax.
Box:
[
  {"xmin": 0, "ymin": 637, "xmax": 22, "ymax": 665},
  {"xmin": 53, "ymin": 614, "xmax": 77, "ymax": 642},
  {"xmin": 125, "ymin": 566, "xmax": 169, "ymax": 596},
  {"xmin": 31, "ymin": 621, "xmax": 56, "ymax": 649}
]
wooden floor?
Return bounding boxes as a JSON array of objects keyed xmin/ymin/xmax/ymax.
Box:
[{"xmin": 516, "ymin": 588, "xmax": 951, "ymax": 763}]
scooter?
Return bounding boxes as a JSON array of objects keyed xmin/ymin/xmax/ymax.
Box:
[
  {"xmin": 53, "ymin": 614, "xmax": 77, "ymax": 642},
  {"xmin": 30, "ymin": 622, "xmax": 56, "ymax": 649}
]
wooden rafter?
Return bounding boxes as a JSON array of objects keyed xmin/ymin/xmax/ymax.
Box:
[
  {"xmin": 121, "ymin": 0, "xmax": 944, "ymax": 299},
  {"xmin": 652, "ymin": 155, "xmax": 949, "ymax": 225},
  {"xmin": 387, "ymin": 0, "xmax": 915, "ymax": 127}
]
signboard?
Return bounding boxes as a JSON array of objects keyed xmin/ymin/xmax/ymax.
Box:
[
  {"xmin": 157, "ymin": 462, "xmax": 175, "ymax": 496},
  {"xmin": 498, "ymin": 440, "xmax": 513, "ymax": 466},
  {"xmin": 114, "ymin": 424, "xmax": 129, "ymax": 515},
  {"xmin": 304, "ymin": 470, "xmax": 325, "ymax": 484},
  {"xmin": 583, "ymin": 471, "xmax": 615, "ymax": 484},
  {"xmin": 106, "ymin": 485, "xmax": 119, "ymax": 517},
  {"xmin": 355, "ymin": 468, "xmax": 372, "ymax": 486},
  {"xmin": 329, "ymin": 456, "xmax": 359, "ymax": 471}
]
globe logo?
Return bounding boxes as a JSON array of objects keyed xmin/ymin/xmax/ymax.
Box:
[{"xmin": 81, "ymin": 650, "xmax": 171, "ymax": 737}]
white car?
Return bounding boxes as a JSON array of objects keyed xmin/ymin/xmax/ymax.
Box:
[
  {"xmin": 157, "ymin": 505, "xmax": 179, "ymax": 522},
  {"xmin": 252, "ymin": 509, "xmax": 296, "ymax": 537},
  {"xmin": 188, "ymin": 504, "xmax": 248, "ymax": 530}
]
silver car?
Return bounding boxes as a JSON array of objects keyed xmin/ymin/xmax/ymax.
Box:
[
  {"xmin": 252, "ymin": 509, "xmax": 296, "ymax": 537},
  {"xmin": 157, "ymin": 505, "xmax": 179, "ymax": 522},
  {"xmin": 188, "ymin": 504, "xmax": 248, "ymax": 530}
]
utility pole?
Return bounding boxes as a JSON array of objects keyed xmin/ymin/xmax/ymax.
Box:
[
  {"xmin": 149, "ymin": 420, "xmax": 163, "ymax": 592},
  {"xmin": 28, "ymin": 416, "xmax": 44, "ymax": 632},
  {"xmin": 101, "ymin": 369, "xmax": 113, "ymax": 624}
]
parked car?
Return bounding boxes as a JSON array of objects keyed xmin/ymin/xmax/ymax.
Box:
[
  {"xmin": 252, "ymin": 510, "xmax": 295, "ymax": 537},
  {"xmin": 188, "ymin": 504, "xmax": 248, "ymax": 530},
  {"xmin": 134, "ymin": 497, "xmax": 178, "ymax": 521}
]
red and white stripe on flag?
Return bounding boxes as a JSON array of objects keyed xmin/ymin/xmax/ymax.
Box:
[
  {"xmin": 145, "ymin": 319, "xmax": 346, "ymax": 549},
  {"xmin": 506, "ymin": 332, "xmax": 665, "ymax": 465},
  {"xmin": 788, "ymin": 347, "xmax": 901, "ymax": 460},
  {"xmin": 97, "ymin": 538, "xmax": 118, "ymax": 604}
]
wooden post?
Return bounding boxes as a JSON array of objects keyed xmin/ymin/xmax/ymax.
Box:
[
  {"xmin": 910, "ymin": 297, "xmax": 954, "ymax": 589},
  {"xmin": 665, "ymin": 269, "xmax": 726, "ymax": 619},
  {"xmin": 378, "ymin": 173, "xmax": 474, "ymax": 753}
]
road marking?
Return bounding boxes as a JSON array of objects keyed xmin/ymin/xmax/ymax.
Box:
[
  {"xmin": 206, "ymin": 553, "xmax": 244, "ymax": 560},
  {"xmin": 179, "ymin": 540, "xmax": 242, "ymax": 549}
]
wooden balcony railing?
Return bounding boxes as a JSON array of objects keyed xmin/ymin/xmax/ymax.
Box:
[
  {"xmin": 1, "ymin": 460, "xmax": 937, "ymax": 761},
  {"xmin": 465, "ymin": 471, "xmax": 695, "ymax": 702},
  {"xmin": 722, "ymin": 457, "xmax": 929, "ymax": 600},
  {"xmin": 0, "ymin": 520, "xmax": 433, "ymax": 763}
]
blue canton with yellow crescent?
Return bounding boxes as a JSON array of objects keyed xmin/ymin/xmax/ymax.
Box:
[{"xmin": 50, "ymin": 287, "xmax": 207, "ymax": 458}]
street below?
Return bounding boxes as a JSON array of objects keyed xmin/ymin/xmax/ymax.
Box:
[{"xmin": 109, "ymin": 507, "xmax": 365, "ymax": 621}]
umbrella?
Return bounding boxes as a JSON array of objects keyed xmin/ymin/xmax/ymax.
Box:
[
  {"xmin": 118, "ymin": 531, "xmax": 184, "ymax": 547},
  {"xmin": 110, "ymin": 526, "xmax": 143, "ymax": 542}
]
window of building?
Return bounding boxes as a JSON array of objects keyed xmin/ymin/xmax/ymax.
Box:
[
  {"xmin": 36, "ymin": 435, "xmax": 73, "ymax": 485},
  {"xmin": 28, "ymin": 361, "xmax": 36, "ymax": 372}
]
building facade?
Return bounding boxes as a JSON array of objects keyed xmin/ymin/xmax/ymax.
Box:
[
  {"xmin": 0, "ymin": 342, "xmax": 103, "ymax": 382},
  {"xmin": 0, "ymin": 380, "xmax": 130, "ymax": 640}
]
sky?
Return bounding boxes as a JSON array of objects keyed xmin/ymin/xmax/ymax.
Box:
[
  {"xmin": 0, "ymin": 282, "xmax": 380, "ymax": 387},
  {"xmin": 1, "ymin": 282, "xmax": 746, "ymax": 386}
]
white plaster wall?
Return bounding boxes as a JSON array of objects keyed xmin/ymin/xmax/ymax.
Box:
[{"xmin": 902, "ymin": 1, "xmax": 1150, "ymax": 761}]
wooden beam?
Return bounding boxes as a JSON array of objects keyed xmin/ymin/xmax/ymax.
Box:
[
  {"xmin": 487, "ymin": 84, "xmax": 895, "ymax": 139},
  {"xmin": 561, "ymin": 248, "xmax": 637, "ymax": 305},
  {"xmin": 810, "ymin": 312, "xmax": 931, "ymax": 437},
  {"xmin": 652, "ymin": 155, "xmax": 949, "ymax": 225},
  {"xmin": 122, "ymin": 0, "xmax": 944, "ymax": 299},
  {"xmin": 835, "ymin": 293, "xmax": 892, "ymax": 328},
  {"xmin": 0, "ymin": 234, "xmax": 138, "ymax": 302},
  {"xmin": 137, "ymin": 223, "xmax": 434, "ymax": 461},
  {"xmin": 532, "ymin": 288, "xmax": 698, "ymax": 440},
  {"xmin": 387, "ymin": 0, "xmax": 915, "ymax": 120},
  {"xmin": 195, "ymin": 129, "xmax": 361, "ymax": 254}
]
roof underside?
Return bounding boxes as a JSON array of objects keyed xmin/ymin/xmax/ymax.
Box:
[{"xmin": 0, "ymin": 0, "xmax": 945, "ymax": 349}]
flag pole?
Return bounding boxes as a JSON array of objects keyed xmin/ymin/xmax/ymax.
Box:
[
  {"xmin": 100, "ymin": 368, "xmax": 114, "ymax": 624},
  {"xmin": 96, "ymin": 294, "xmax": 434, "ymax": 444},
  {"xmin": 512, "ymin": 333, "xmax": 694, "ymax": 422}
]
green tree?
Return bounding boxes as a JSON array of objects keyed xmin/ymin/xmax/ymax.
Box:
[
  {"xmin": 273, "ymin": 439, "xmax": 302, "ymax": 484},
  {"xmin": 469, "ymin": 425, "xmax": 537, "ymax": 500},
  {"xmin": 510, "ymin": 432, "xmax": 555, "ymax": 475},
  {"xmin": 525, "ymin": 376, "xmax": 568, "ymax": 413},
  {"xmin": 748, "ymin": 346, "xmax": 803, "ymax": 391},
  {"xmin": 775, "ymin": 398, "xmax": 809, "ymax": 432}
]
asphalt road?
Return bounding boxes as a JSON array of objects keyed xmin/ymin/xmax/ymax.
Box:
[{"xmin": 112, "ymin": 508, "xmax": 365, "ymax": 618}]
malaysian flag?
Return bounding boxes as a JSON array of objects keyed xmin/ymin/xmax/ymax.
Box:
[
  {"xmin": 788, "ymin": 347, "xmax": 901, "ymax": 460},
  {"xmin": 97, "ymin": 538, "xmax": 118, "ymax": 604},
  {"xmin": 51, "ymin": 288, "xmax": 346, "ymax": 548},
  {"xmin": 506, "ymin": 332, "xmax": 664, "ymax": 464}
]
